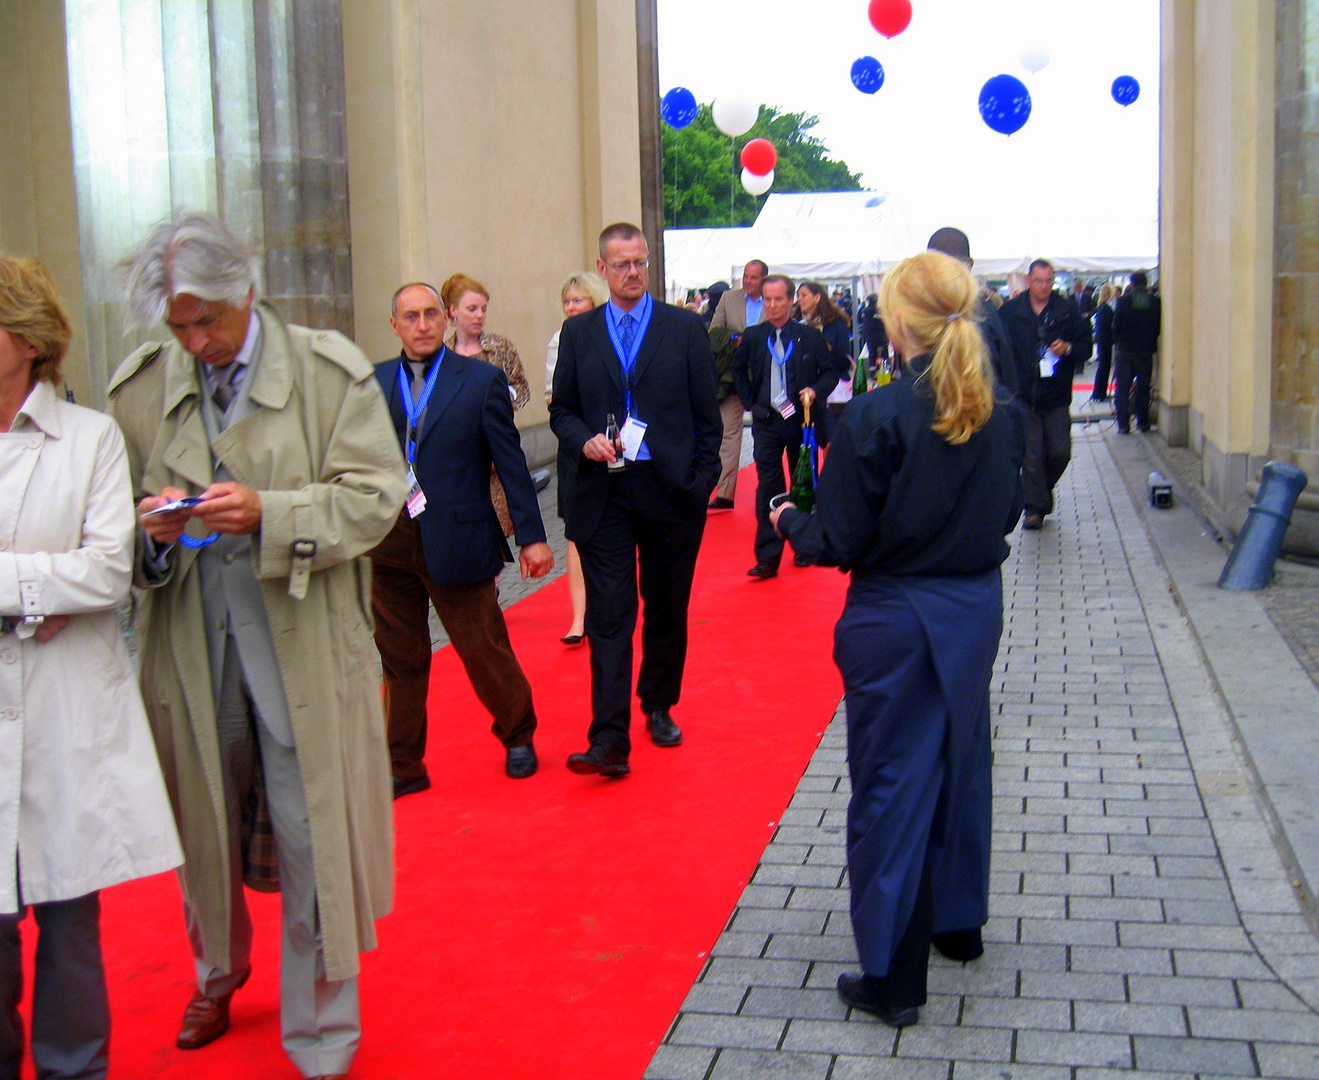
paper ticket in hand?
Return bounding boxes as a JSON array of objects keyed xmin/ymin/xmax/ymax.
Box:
[
  {"xmin": 620, "ymin": 416, "xmax": 648, "ymax": 461},
  {"xmin": 1038, "ymin": 349, "xmax": 1057, "ymax": 378}
]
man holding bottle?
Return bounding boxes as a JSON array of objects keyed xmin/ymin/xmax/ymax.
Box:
[{"xmin": 549, "ymin": 223, "xmax": 721, "ymax": 777}]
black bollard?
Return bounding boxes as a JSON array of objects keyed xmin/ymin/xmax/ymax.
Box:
[{"xmin": 1218, "ymin": 461, "xmax": 1309, "ymax": 590}]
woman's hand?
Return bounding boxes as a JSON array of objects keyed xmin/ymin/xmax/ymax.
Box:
[
  {"xmin": 34, "ymin": 615, "xmax": 69, "ymax": 643},
  {"xmin": 769, "ymin": 500, "xmax": 796, "ymax": 533}
]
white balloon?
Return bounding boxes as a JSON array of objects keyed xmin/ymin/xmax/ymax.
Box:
[
  {"xmin": 1019, "ymin": 44, "xmax": 1051, "ymax": 74},
  {"xmin": 741, "ymin": 167, "xmax": 774, "ymax": 196},
  {"xmin": 712, "ymin": 95, "xmax": 759, "ymax": 138}
]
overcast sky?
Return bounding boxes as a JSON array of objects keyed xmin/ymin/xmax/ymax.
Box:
[{"xmin": 656, "ymin": 0, "xmax": 1160, "ymax": 237}]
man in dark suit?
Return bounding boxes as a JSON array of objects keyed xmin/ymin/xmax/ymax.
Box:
[
  {"xmin": 1111, "ymin": 270, "xmax": 1162, "ymax": 433},
  {"xmin": 730, "ymin": 274, "xmax": 844, "ymax": 579},
  {"xmin": 998, "ymin": 260, "xmax": 1092, "ymax": 530},
  {"xmin": 550, "ymin": 223, "xmax": 721, "ymax": 777},
  {"xmin": 371, "ymin": 283, "xmax": 553, "ymax": 792}
]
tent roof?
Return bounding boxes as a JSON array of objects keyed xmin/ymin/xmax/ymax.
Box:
[{"xmin": 665, "ymin": 190, "xmax": 1157, "ymax": 290}]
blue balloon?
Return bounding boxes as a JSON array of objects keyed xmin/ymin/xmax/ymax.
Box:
[
  {"xmin": 978, "ymin": 74, "xmax": 1032, "ymax": 136},
  {"xmin": 1111, "ymin": 75, "xmax": 1140, "ymax": 107},
  {"xmin": 850, "ymin": 56, "xmax": 885, "ymax": 95},
  {"xmin": 660, "ymin": 87, "xmax": 699, "ymax": 129}
]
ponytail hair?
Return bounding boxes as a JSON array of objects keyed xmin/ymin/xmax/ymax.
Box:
[{"xmin": 879, "ymin": 251, "xmax": 994, "ymax": 445}]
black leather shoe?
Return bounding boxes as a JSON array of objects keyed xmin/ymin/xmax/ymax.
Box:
[
  {"xmin": 708, "ymin": 497, "xmax": 734, "ymax": 511},
  {"xmin": 1022, "ymin": 511, "xmax": 1044, "ymax": 530},
  {"xmin": 931, "ymin": 928, "xmax": 984, "ymax": 962},
  {"xmin": 836, "ymin": 973, "xmax": 920, "ymax": 1027},
  {"xmin": 646, "ymin": 709, "xmax": 683, "ymax": 747},
  {"xmin": 793, "ymin": 554, "xmax": 810, "ymax": 567},
  {"xmin": 566, "ymin": 745, "xmax": 630, "ymax": 778},
  {"xmin": 505, "ymin": 744, "xmax": 538, "ymax": 779},
  {"xmin": 393, "ymin": 774, "xmax": 431, "ymax": 800},
  {"xmin": 747, "ymin": 564, "xmax": 778, "ymax": 579}
]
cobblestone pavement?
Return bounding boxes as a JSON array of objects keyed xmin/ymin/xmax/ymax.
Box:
[{"xmin": 644, "ymin": 427, "xmax": 1319, "ymax": 1080}]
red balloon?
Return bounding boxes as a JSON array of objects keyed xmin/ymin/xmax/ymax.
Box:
[
  {"xmin": 740, "ymin": 138, "xmax": 777, "ymax": 177},
  {"xmin": 868, "ymin": 0, "xmax": 912, "ymax": 37}
]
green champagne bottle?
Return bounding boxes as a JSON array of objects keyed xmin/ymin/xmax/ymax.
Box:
[
  {"xmin": 852, "ymin": 355, "xmax": 868, "ymax": 396},
  {"xmin": 790, "ymin": 439, "xmax": 815, "ymax": 513}
]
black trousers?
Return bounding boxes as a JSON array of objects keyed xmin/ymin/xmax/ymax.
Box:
[
  {"xmin": 1021, "ymin": 403, "xmax": 1072, "ymax": 516},
  {"xmin": 1092, "ymin": 342, "xmax": 1112, "ymax": 400},
  {"xmin": 1113, "ymin": 349, "xmax": 1153, "ymax": 431},
  {"xmin": 577, "ymin": 465, "xmax": 706, "ymax": 754},
  {"xmin": 752, "ymin": 410, "xmax": 804, "ymax": 569}
]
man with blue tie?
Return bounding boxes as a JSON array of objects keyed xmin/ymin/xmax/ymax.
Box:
[
  {"xmin": 730, "ymin": 274, "xmax": 844, "ymax": 579},
  {"xmin": 550, "ymin": 224, "xmax": 721, "ymax": 777}
]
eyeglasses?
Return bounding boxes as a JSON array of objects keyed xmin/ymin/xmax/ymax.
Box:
[{"xmin": 604, "ymin": 260, "xmax": 650, "ymax": 273}]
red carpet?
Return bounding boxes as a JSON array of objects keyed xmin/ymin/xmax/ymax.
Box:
[{"xmin": 22, "ymin": 465, "xmax": 847, "ymax": 1079}]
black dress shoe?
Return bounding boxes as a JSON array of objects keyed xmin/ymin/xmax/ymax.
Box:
[
  {"xmin": 793, "ymin": 554, "xmax": 810, "ymax": 567},
  {"xmin": 931, "ymin": 928, "xmax": 984, "ymax": 962},
  {"xmin": 746, "ymin": 564, "xmax": 778, "ymax": 579},
  {"xmin": 392, "ymin": 774, "xmax": 431, "ymax": 800},
  {"xmin": 566, "ymin": 745, "xmax": 630, "ymax": 777},
  {"xmin": 505, "ymin": 744, "xmax": 538, "ymax": 779},
  {"xmin": 1022, "ymin": 511, "xmax": 1044, "ymax": 530},
  {"xmin": 836, "ymin": 973, "xmax": 920, "ymax": 1027},
  {"xmin": 646, "ymin": 709, "xmax": 683, "ymax": 747},
  {"xmin": 708, "ymin": 497, "xmax": 734, "ymax": 511}
]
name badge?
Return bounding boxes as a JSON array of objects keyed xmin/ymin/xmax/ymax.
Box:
[
  {"xmin": 405, "ymin": 467, "xmax": 427, "ymax": 518},
  {"xmin": 620, "ymin": 416, "xmax": 648, "ymax": 461},
  {"xmin": 1038, "ymin": 347, "xmax": 1056, "ymax": 379}
]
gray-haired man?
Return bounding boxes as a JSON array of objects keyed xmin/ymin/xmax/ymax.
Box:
[{"xmin": 107, "ymin": 212, "xmax": 407, "ymax": 1079}]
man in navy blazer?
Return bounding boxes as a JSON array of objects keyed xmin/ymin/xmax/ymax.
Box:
[
  {"xmin": 730, "ymin": 274, "xmax": 844, "ymax": 579},
  {"xmin": 550, "ymin": 223, "xmax": 721, "ymax": 777},
  {"xmin": 370, "ymin": 283, "xmax": 552, "ymax": 792}
]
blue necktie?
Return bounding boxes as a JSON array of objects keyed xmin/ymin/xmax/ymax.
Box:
[{"xmin": 620, "ymin": 312, "xmax": 635, "ymax": 368}]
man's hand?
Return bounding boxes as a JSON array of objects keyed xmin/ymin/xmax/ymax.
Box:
[
  {"xmin": 34, "ymin": 615, "xmax": 69, "ymax": 643},
  {"xmin": 519, "ymin": 542, "xmax": 554, "ymax": 579},
  {"xmin": 582, "ymin": 433, "xmax": 618, "ymax": 464},
  {"xmin": 194, "ymin": 481, "xmax": 263, "ymax": 535},
  {"xmin": 1049, "ymin": 339, "xmax": 1071, "ymax": 358},
  {"xmin": 769, "ymin": 500, "xmax": 796, "ymax": 533},
  {"xmin": 138, "ymin": 485, "xmax": 192, "ymax": 546},
  {"xmin": 799, "ymin": 387, "xmax": 817, "ymax": 408}
]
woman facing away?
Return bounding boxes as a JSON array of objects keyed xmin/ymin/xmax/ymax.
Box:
[
  {"xmin": 546, "ymin": 270, "xmax": 609, "ymax": 644},
  {"xmin": 0, "ymin": 256, "xmax": 182, "ymax": 1077},
  {"xmin": 770, "ymin": 251, "xmax": 1025, "ymax": 1027}
]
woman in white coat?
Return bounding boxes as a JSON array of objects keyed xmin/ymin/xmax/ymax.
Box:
[{"xmin": 0, "ymin": 257, "xmax": 182, "ymax": 1079}]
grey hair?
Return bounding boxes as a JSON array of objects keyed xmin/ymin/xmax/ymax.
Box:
[
  {"xmin": 560, "ymin": 271, "xmax": 609, "ymax": 308},
  {"xmin": 120, "ymin": 211, "xmax": 261, "ymax": 329}
]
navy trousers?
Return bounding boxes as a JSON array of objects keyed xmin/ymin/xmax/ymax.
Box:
[{"xmin": 834, "ymin": 570, "xmax": 1002, "ymax": 1005}]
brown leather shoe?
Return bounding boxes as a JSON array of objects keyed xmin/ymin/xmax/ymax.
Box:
[{"xmin": 176, "ymin": 970, "xmax": 249, "ymax": 1050}]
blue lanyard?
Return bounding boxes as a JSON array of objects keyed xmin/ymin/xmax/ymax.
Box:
[
  {"xmin": 768, "ymin": 334, "xmax": 795, "ymax": 369},
  {"xmin": 396, "ymin": 349, "xmax": 445, "ymax": 463},
  {"xmin": 605, "ymin": 295, "xmax": 653, "ymax": 415}
]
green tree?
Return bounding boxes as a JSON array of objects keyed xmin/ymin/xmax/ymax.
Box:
[{"xmin": 662, "ymin": 104, "xmax": 863, "ymax": 229}]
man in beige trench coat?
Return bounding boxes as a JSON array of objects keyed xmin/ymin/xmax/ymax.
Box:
[{"xmin": 107, "ymin": 213, "xmax": 407, "ymax": 1080}]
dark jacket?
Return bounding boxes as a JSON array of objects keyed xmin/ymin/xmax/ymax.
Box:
[
  {"xmin": 780, "ymin": 355, "xmax": 1025, "ymax": 576},
  {"xmin": 998, "ymin": 291, "xmax": 1092, "ymax": 410},
  {"xmin": 731, "ymin": 319, "xmax": 846, "ymax": 442},
  {"xmin": 374, "ymin": 349, "xmax": 546, "ymax": 586},
  {"xmin": 550, "ymin": 300, "xmax": 722, "ymax": 542},
  {"xmin": 1094, "ymin": 303, "xmax": 1114, "ymax": 352},
  {"xmin": 978, "ymin": 299, "xmax": 1019, "ymax": 398},
  {"xmin": 1112, "ymin": 288, "xmax": 1162, "ymax": 354}
]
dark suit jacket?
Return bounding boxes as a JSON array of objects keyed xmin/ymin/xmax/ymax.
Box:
[
  {"xmin": 731, "ymin": 319, "xmax": 845, "ymax": 441},
  {"xmin": 549, "ymin": 300, "xmax": 722, "ymax": 542},
  {"xmin": 375, "ymin": 350, "xmax": 546, "ymax": 587},
  {"xmin": 1112, "ymin": 289, "xmax": 1161, "ymax": 354},
  {"xmin": 998, "ymin": 292, "xmax": 1092, "ymax": 411}
]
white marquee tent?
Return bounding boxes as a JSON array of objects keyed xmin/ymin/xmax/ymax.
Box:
[{"xmin": 664, "ymin": 190, "xmax": 1158, "ymax": 297}]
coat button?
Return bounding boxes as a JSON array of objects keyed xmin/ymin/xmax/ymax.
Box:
[
  {"xmin": 223, "ymin": 552, "xmax": 236, "ymax": 564},
  {"xmin": 27, "ymin": 438, "xmax": 40, "ymax": 450},
  {"xmin": 1, "ymin": 652, "xmax": 15, "ymax": 665},
  {"xmin": 0, "ymin": 707, "xmax": 17, "ymax": 721}
]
